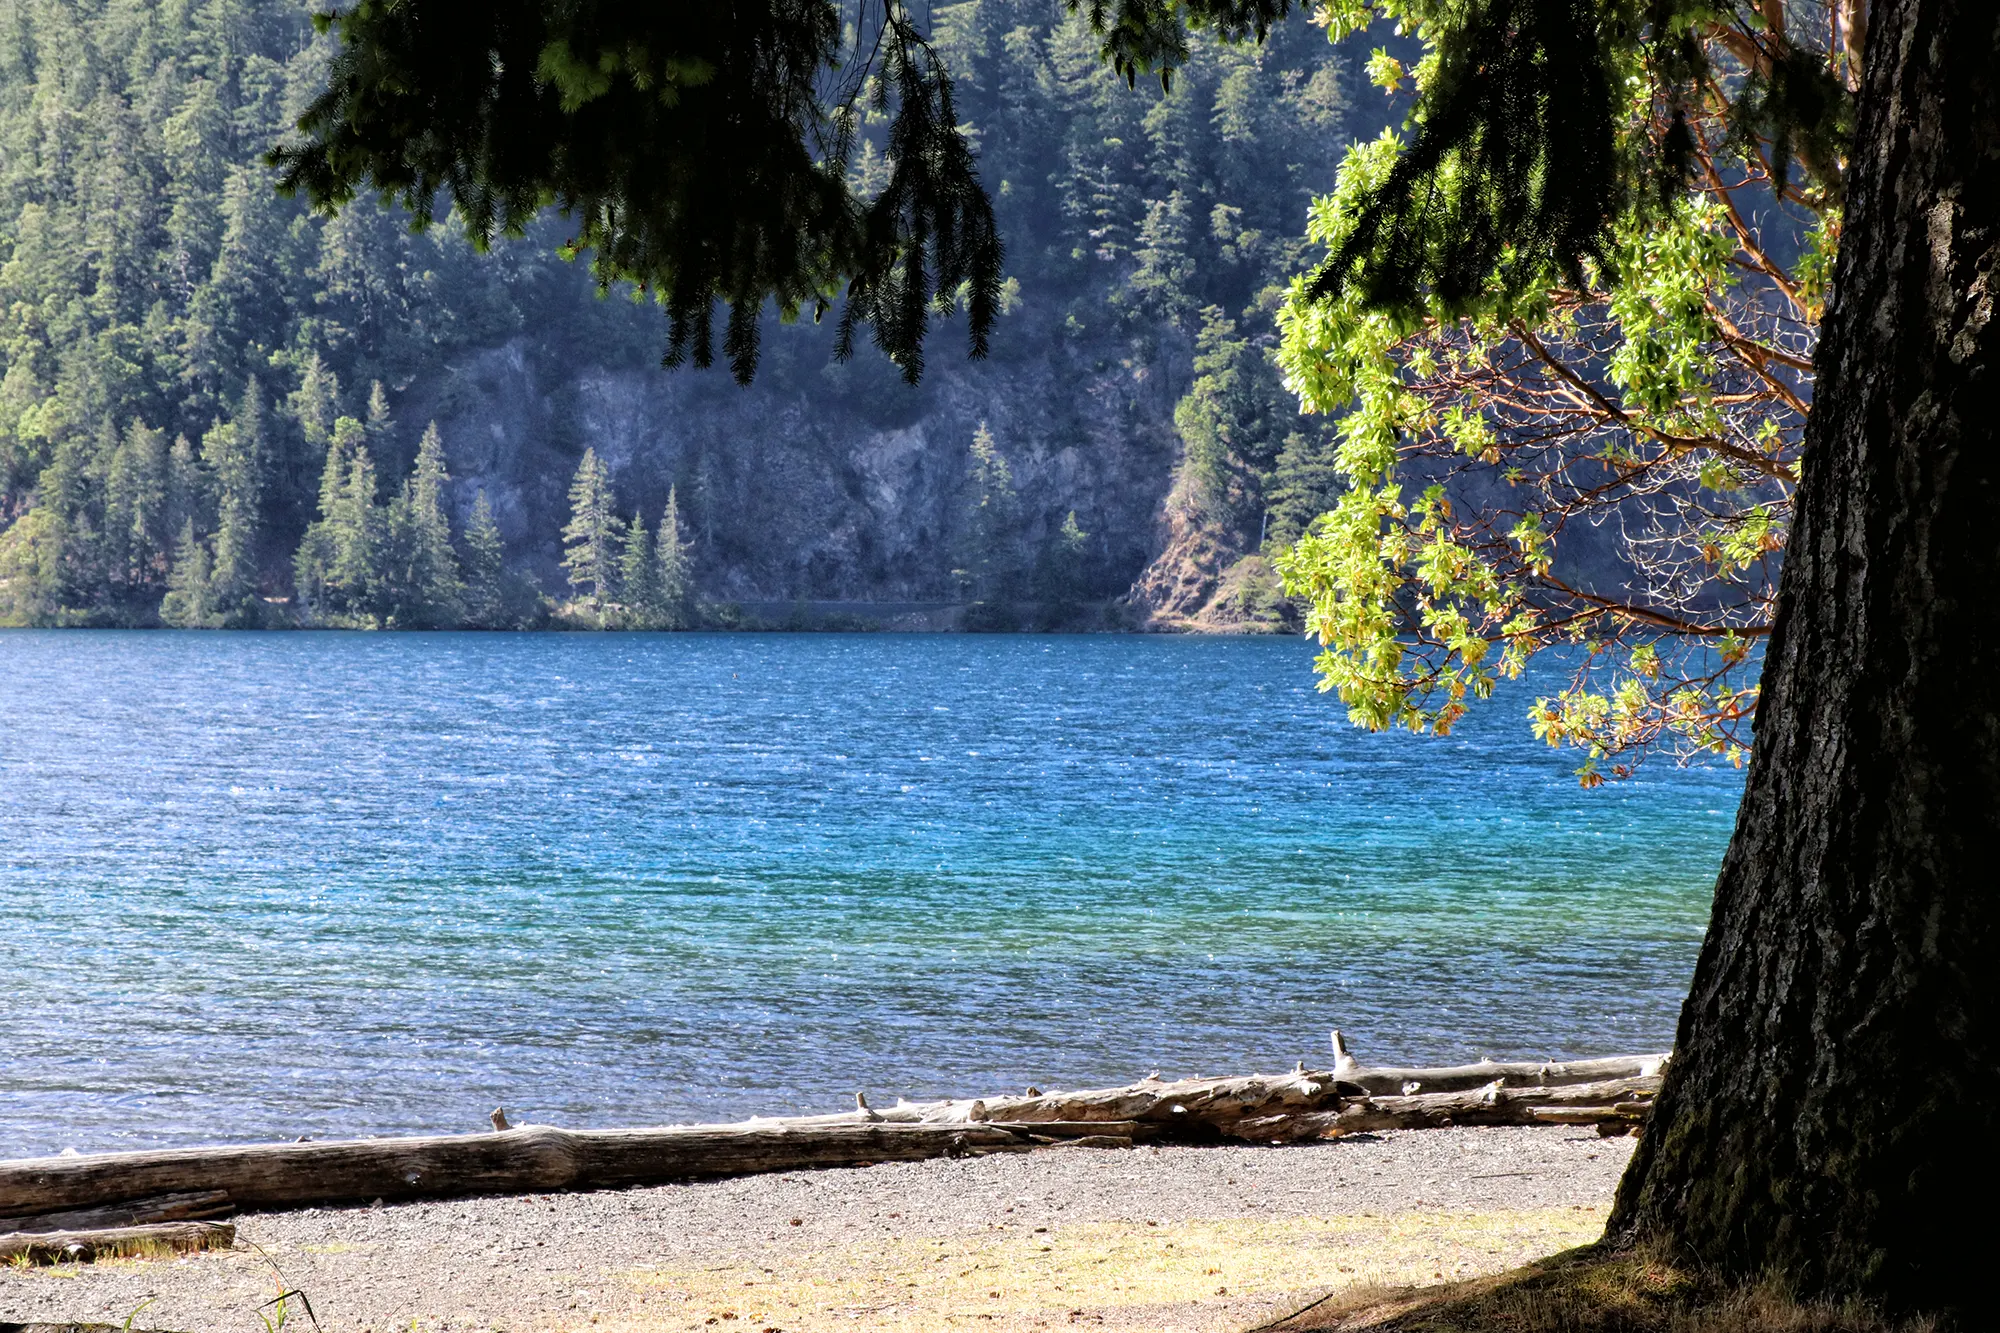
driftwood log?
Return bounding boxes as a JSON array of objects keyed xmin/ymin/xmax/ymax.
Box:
[
  {"xmin": 888, "ymin": 1051, "xmax": 1667, "ymax": 1142},
  {"xmin": 0, "ymin": 1047, "xmax": 1667, "ymax": 1227},
  {"xmin": 0, "ymin": 1122, "xmax": 1041, "ymax": 1218},
  {"xmin": 0, "ymin": 1220, "xmax": 235, "ymax": 1265},
  {"xmin": 0, "ymin": 1189, "xmax": 234, "ymax": 1235}
]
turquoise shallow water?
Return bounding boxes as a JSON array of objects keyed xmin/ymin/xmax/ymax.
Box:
[{"xmin": 0, "ymin": 631, "xmax": 1740, "ymax": 1157}]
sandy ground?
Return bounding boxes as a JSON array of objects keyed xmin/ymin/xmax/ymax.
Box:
[{"xmin": 0, "ymin": 1128, "xmax": 1634, "ymax": 1333}]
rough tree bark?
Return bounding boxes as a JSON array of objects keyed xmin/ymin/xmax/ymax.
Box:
[{"xmin": 1607, "ymin": 0, "xmax": 2000, "ymax": 1315}]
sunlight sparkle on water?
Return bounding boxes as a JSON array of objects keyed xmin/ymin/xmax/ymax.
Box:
[{"xmin": 0, "ymin": 632, "xmax": 1739, "ymax": 1154}]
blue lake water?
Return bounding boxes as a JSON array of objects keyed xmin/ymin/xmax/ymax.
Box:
[{"xmin": 0, "ymin": 631, "xmax": 1742, "ymax": 1157}]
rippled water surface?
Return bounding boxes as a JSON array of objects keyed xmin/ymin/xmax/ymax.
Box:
[{"xmin": 0, "ymin": 631, "xmax": 1741, "ymax": 1155}]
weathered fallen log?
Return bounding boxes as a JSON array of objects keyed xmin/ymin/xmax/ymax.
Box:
[
  {"xmin": 901, "ymin": 1055, "xmax": 1668, "ymax": 1140},
  {"xmin": 0, "ymin": 1220, "xmax": 235, "ymax": 1265},
  {"xmin": 0, "ymin": 1121, "xmax": 1046, "ymax": 1217},
  {"xmin": 1526, "ymin": 1103, "xmax": 1649, "ymax": 1127},
  {"xmin": 0, "ymin": 1048, "xmax": 1667, "ymax": 1219},
  {"xmin": 1303, "ymin": 1076, "xmax": 1660, "ymax": 1137},
  {"xmin": 1325, "ymin": 1054, "xmax": 1667, "ymax": 1097},
  {"xmin": 0, "ymin": 1189, "xmax": 234, "ymax": 1235},
  {"xmin": 994, "ymin": 1120, "xmax": 1152, "ymax": 1141}
]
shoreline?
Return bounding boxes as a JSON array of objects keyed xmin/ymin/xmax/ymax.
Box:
[
  {"xmin": 0, "ymin": 1058, "xmax": 1663, "ymax": 1227},
  {"xmin": 0, "ymin": 596, "xmax": 1301, "ymax": 635},
  {"xmin": 0, "ymin": 1128, "xmax": 1634, "ymax": 1333}
]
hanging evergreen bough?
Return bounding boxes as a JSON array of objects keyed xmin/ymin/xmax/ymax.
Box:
[
  {"xmin": 272, "ymin": 1, "xmax": 1333, "ymax": 385},
  {"xmin": 1303, "ymin": 0, "xmax": 1856, "ymax": 314},
  {"xmin": 273, "ymin": 0, "xmax": 1007, "ymax": 384}
]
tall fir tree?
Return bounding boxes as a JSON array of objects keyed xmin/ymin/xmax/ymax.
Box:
[
  {"xmin": 292, "ymin": 409, "xmax": 354, "ymax": 622},
  {"xmin": 1036, "ymin": 509, "xmax": 1091, "ymax": 609},
  {"xmin": 1263, "ymin": 430, "xmax": 1343, "ymax": 551},
  {"xmin": 290, "ymin": 354, "xmax": 340, "ymax": 460},
  {"xmin": 560, "ymin": 447, "xmax": 621, "ymax": 618},
  {"xmin": 202, "ymin": 380, "xmax": 266, "ymax": 627},
  {"xmin": 1173, "ymin": 307, "xmax": 1320, "ymax": 538},
  {"xmin": 362, "ymin": 380, "xmax": 395, "ymax": 472},
  {"xmin": 460, "ymin": 488, "xmax": 509, "ymax": 629},
  {"xmin": 328, "ymin": 418, "xmax": 383, "ymax": 619},
  {"xmin": 105, "ymin": 422, "xmax": 170, "ymax": 597},
  {"xmin": 381, "ymin": 421, "xmax": 463, "ymax": 627},
  {"xmin": 654, "ymin": 486, "xmax": 694, "ymax": 630},
  {"xmin": 88, "ymin": 421, "xmax": 133, "ymax": 602},
  {"xmin": 165, "ymin": 436, "xmax": 204, "ymax": 551},
  {"xmin": 956, "ymin": 422, "xmax": 1018, "ymax": 601},
  {"xmin": 616, "ymin": 509, "xmax": 656, "ymax": 628},
  {"xmin": 159, "ymin": 519, "xmax": 215, "ymax": 628},
  {"xmin": 282, "ymin": 352, "xmax": 341, "ymax": 541}
]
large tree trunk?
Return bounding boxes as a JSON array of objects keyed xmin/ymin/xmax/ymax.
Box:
[{"xmin": 1606, "ymin": 0, "xmax": 2000, "ymax": 1314}]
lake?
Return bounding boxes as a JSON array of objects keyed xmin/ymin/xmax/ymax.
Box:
[{"xmin": 0, "ymin": 631, "xmax": 1740, "ymax": 1156}]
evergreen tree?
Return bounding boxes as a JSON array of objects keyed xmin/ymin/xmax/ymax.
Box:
[
  {"xmin": 955, "ymin": 421, "xmax": 1018, "ymax": 601},
  {"xmin": 327, "ymin": 418, "xmax": 382, "ymax": 619},
  {"xmin": 616, "ymin": 510, "xmax": 656, "ymax": 628},
  {"xmin": 1057, "ymin": 509, "xmax": 1088, "ymax": 559},
  {"xmin": 315, "ymin": 213, "xmax": 418, "ymax": 388},
  {"xmin": 560, "ymin": 447, "xmax": 621, "ymax": 617},
  {"xmin": 280, "ymin": 352, "xmax": 341, "ymax": 536},
  {"xmin": 89, "ymin": 421, "xmax": 134, "ymax": 600},
  {"xmin": 1035, "ymin": 508, "xmax": 1091, "ymax": 611},
  {"xmin": 362, "ymin": 380, "xmax": 395, "ymax": 471},
  {"xmin": 380, "ymin": 421, "xmax": 463, "ymax": 627},
  {"xmin": 1173, "ymin": 307, "xmax": 1312, "ymax": 537},
  {"xmin": 653, "ymin": 486, "xmax": 694, "ymax": 630},
  {"xmin": 159, "ymin": 519, "xmax": 215, "ymax": 628},
  {"xmin": 292, "ymin": 408, "xmax": 354, "ymax": 622},
  {"xmin": 203, "ymin": 381, "xmax": 266, "ymax": 626},
  {"xmin": 1263, "ymin": 430, "xmax": 1342, "ymax": 551},
  {"xmin": 1050, "ymin": 13, "xmax": 1148, "ymax": 271},
  {"xmin": 204, "ymin": 169, "xmax": 290, "ymax": 392},
  {"xmin": 1605, "ymin": 5, "xmax": 2000, "ymax": 1306},
  {"xmin": 105, "ymin": 421, "xmax": 169, "ymax": 596},
  {"xmin": 1123, "ymin": 190, "xmax": 1199, "ymax": 336},
  {"xmin": 460, "ymin": 488, "xmax": 509, "ymax": 629},
  {"xmin": 165, "ymin": 436, "xmax": 204, "ymax": 548},
  {"xmin": 289, "ymin": 354, "xmax": 340, "ymax": 459}
]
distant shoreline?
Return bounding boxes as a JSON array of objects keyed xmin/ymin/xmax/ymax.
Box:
[{"xmin": 0, "ymin": 597, "xmax": 1304, "ymax": 634}]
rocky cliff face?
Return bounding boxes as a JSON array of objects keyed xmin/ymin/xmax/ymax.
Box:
[
  {"xmin": 400, "ymin": 299, "xmax": 1189, "ymax": 612},
  {"xmin": 1125, "ymin": 469, "xmax": 1297, "ymax": 632}
]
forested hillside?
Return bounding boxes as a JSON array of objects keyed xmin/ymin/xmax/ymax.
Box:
[{"xmin": 0, "ymin": 0, "xmax": 1367, "ymax": 628}]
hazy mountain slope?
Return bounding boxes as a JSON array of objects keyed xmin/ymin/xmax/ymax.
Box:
[{"xmin": 0, "ymin": 0, "xmax": 1367, "ymax": 627}]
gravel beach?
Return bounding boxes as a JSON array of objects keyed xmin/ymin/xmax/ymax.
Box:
[{"xmin": 0, "ymin": 1128, "xmax": 1635, "ymax": 1333}]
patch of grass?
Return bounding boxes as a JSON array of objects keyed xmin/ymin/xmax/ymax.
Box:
[
  {"xmin": 1254, "ymin": 1244, "xmax": 1935, "ymax": 1333},
  {"xmin": 1, "ymin": 1236, "xmax": 189, "ymax": 1268},
  {"xmin": 242, "ymin": 1239, "xmax": 321, "ymax": 1333},
  {"xmin": 616, "ymin": 1207, "xmax": 1607, "ymax": 1332}
]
